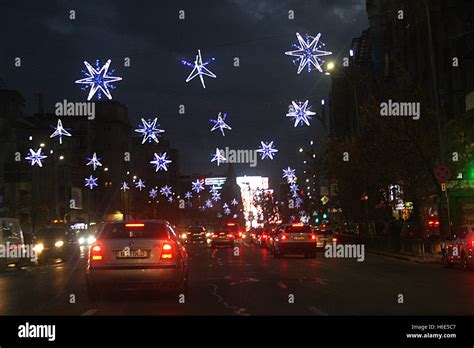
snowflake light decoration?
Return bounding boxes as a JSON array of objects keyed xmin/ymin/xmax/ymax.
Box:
[
  {"xmin": 223, "ymin": 203, "xmax": 229, "ymax": 209},
  {"xmin": 205, "ymin": 199, "xmax": 213, "ymax": 208},
  {"xmin": 224, "ymin": 208, "xmax": 231, "ymax": 215},
  {"xmin": 285, "ymin": 32, "xmax": 332, "ymax": 74},
  {"xmin": 168, "ymin": 196, "xmax": 173, "ymax": 203},
  {"xmin": 75, "ymin": 59, "xmax": 122, "ymax": 100},
  {"xmin": 210, "ymin": 112, "xmax": 232, "ymax": 136},
  {"xmin": 192, "ymin": 179, "xmax": 205, "ymax": 193},
  {"xmin": 282, "ymin": 167, "xmax": 296, "ymax": 183},
  {"xmin": 86, "ymin": 152, "xmax": 102, "ymax": 171},
  {"xmin": 182, "ymin": 49, "xmax": 216, "ymax": 88},
  {"xmin": 25, "ymin": 148, "xmax": 47, "ymax": 167},
  {"xmin": 160, "ymin": 185, "xmax": 172, "ymax": 197},
  {"xmin": 120, "ymin": 182, "xmax": 129, "ymax": 191},
  {"xmin": 287, "ymin": 100, "xmax": 316, "ymax": 127},
  {"xmin": 212, "ymin": 191, "xmax": 221, "ymax": 202},
  {"xmin": 184, "ymin": 191, "xmax": 193, "ymax": 200},
  {"xmin": 135, "ymin": 118, "xmax": 165, "ymax": 144},
  {"xmin": 150, "ymin": 152, "xmax": 172, "ymax": 172},
  {"xmin": 149, "ymin": 188, "xmax": 158, "ymax": 199},
  {"xmin": 50, "ymin": 119, "xmax": 72, "ymax": 144},
  {"xmin": 211, "ymin": 148, "xmax": 226, "ymax": 166},
  {"xmin": 135, "ymin": 179, "xmax": 146, "ymax": 191},
  {"xmin": 231, "ymin": 198, "xmax": 238, "ymax": 206},
  {"xmin": 84, "ymin": 175, "xmax": 98, "ymax": 189},
  {"xmin": 256, "ymin": 141, "xmax": 278, "ymax": 160}
]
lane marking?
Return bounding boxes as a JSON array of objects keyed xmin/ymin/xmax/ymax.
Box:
[
  {"xmin": 81, "ymin": 309, "xmax": 98, "ymax": 316},
  {"xmin": 277, "ymin": 281, "xmax": 287, "ymax": 289},
  {"xmin": 210, "ymin": 284, "xmax": 250, "ymax": 316},
  {"xmin": 307, "ymin": 306, "xmax": 328, "ymax": 316}
]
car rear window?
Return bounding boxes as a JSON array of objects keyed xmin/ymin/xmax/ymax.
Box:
[
  {"xmin": 37, "ymin": 227, "xmax": 67, "ymax": 239},
  {"xmin": 285, "ymin": 225, "xmax": 312, "ymax": 233},
  {"xmin": 99, "ymin": 223, "xmax": 169, "ymax": 239}
]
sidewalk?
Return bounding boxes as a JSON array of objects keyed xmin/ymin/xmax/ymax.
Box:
[{"xmin": 367, "ymin": 249, "xmax": 442, "ymax": 263}]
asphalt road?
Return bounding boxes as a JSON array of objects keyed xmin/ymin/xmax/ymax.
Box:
[{"xmin": 1, "ymin": 241, "xmax": 473, "ymax": 315}]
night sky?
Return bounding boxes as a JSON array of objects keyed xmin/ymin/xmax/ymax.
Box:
[{"xmin": 0, "ymin": 0, "xmax": 368, "ymax": 185}]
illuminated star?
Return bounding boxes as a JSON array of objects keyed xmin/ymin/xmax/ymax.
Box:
[
  {"xmin": 84, "ymin": 175, "xmax": 98, "ymax": 189},
  {"xmin": 224, "ymin": 208, "xmax": 231, "ymax": 215},
  {"xmin": 184, "ymin": 191, "xmax": 193, "ymax": 200},
  {"xmin": 211, "ymin": 148, "xmax": 226, "ymax": 166},
  {"xmin": 160, "ymin": 185, "xmax": 172, "ymax": 197},
  {"xmin": 150, "ymin": 152, "xmax": 172, "ymax": 172},
  {"xmin": 75, "ymin": 59, "xmax": 122, "ymax": 100},
  {"xmin": 287, "ymin": 100, "xmax": 316, "ymax": 127},
  {"xmin": 231, "ymin": 198, "xmax": 238, "ymax": 206},
  {"xmin": 223, "ymin": 203, "xmax": 229, "ymax": 209},
  {"xmin": 50, "ymin": 119, "xmax": 72, "ymax": 144},
  {"xmin": 212, "ymin": 191, "xmax": 221, "ymax": 202},
  {"xmin": 285, "ymin": 32, "xmax": 332, "ymax": 74},
  {"xmin": 182, "ymin": 49, "xmax": 216, "ymax": 88},
  {"xmin": 135, "ymin": 179, "xmax": 146, "ymax": 191},
  {"xmin": 205, "ymin": 199, "xmax": 212, "ymax": 208},
  {"xmin": 25, "ymin": 148, "xmax": 47, "ymax": 167},
  {"xmin": 168, "ymin": 196, "xmax": 173, "ymax": 203},
  {"xmin": 210, "ymin": 112, "xmax": 232, "ymax": 136},
  {"xmin": 192, "ymin": 179, "xmax": 205, "ymax": 193},
  {"xmin": 86, "ymin": 152, "xmax": 102, "ymax": 171},
  {"xmin": 120, "ymin": 182, "xmax": 129, "ymax": 191},
  {"xmin": 149, "ymin": 188, "xmax": 158, "ymax": 199},
  {"xmin": 256, "ymin": 141, "xmax": 278, "ymax": 160},
  {"xmin": 282, "ymin": 167, "xmax": 296, "ymax": 182},
  {"xmin": 135, "ymin": 118, "xmax": 165, "ymax": 144}
]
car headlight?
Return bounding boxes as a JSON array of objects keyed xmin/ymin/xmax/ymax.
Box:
[
  {"xmin": 205, "ymin": 232, "xmax": 211, "ymax": 237},
  {"xmin": 87, "ymin": 235, "xmax": 96, "ymax": 245},
  {"xmin": 78, "ymin": 237, "xmax": 85, "ymax": 245},
  {"xmin": 34, "ymin": 243, "xmax": 44, "ymax": 253},
  {"xmin": 55, "ymin": 240, "xmax": 64, "ymax": 248}
]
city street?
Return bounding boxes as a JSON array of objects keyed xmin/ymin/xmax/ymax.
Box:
[{"xmin": 1, "ymin": 242, "xmax": 473, "ymax": 316}]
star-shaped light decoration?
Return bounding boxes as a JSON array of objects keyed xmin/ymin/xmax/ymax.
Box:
[
  {"xmin": 231, "ymin": 198, "xmax": 238, "ymax": 206},
  {"xmin": 160, "ymin": 185, "xmax": 172, "ymax": 197},
  {"xmin": 135, "ymin": 118, "xmax": 165, "ymax": 144},
  {"xmin": 182, "ymin": 49, "xmax": 216, "ymax": 88},
  {"xmin": 224, "ymin": 208, "xmax": 231, "ymax": 215},
  {"xmin": 282, "ymin": 167, "xmax": 296, "ymax": 183},
  {"xmin": 184, "ymin": 191, "xmax": 193, "ymax": 200},
  {"xmin": 256, "ymin": 141, "xmax": 278, "ymax": 160},
  {"xmin": 50, "ymin": 119, "xmax": 72, "ymax": 144},
  {"xmin": 210, "ymin": 112, "xmax": 232, "ymax": 136},
  {"xmin": 84, "ymin": 175, "xmax": 98, "ymax": 190},
  {"xmin": 135, "ymin": 179, "xmax": 146, "ymax": 191},
  {"xmin": 168, "ymin": 196, "xmax": 173, "ymax": 203},
  {"xmin": 75, "ymin": 59, "xmax": 122, "ymax": 100},
  {"xmin": 150, "ymin": 152, "xmax": 172, "ymax": 172},
  {"xmin": 86, "ymin": 152, "xmax": 102, "ymax": 171},
  {"xmin": 287, "ymin": 100, "xmax": 316, "ymax": 127},
  {"xmin": 212, "ymin": 191, "xmax": 221, "ymax": 202},
  {"xmin": 205, "ymin": 199, "xmax": 213, "ymax": 208},
  {"xmin": 285, "ymin": 32, "xmax": 332, "ymax": 74},
  {"xmin": 223, "ymin": 203, "xmax": 229, "ymax": 209},
  {"xmin": 120, "ymin": 182, "xmax": 129, "ymax": 191},
  {"xmin": 25, "ymin": 148, "xmax": 47, "ymax": 167},
  {"xmin": 191, "ymin": 179, "xmax": 205, "ymax": 193},
  {"xmin": 211, "ymin": 148, "xmax": 226, "ymax": 166},
  {"xmin": 149, "ymin": 188, "xmax": 158, "ymax": 199}
]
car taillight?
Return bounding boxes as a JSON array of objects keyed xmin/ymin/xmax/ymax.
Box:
[
  {"xmin": 125, "ymin": 223, "xmax": 145, "ymax": 227},
  {"xmin": 281, "ymin": 234, "xmax": 287, "ymax": 240},
  {"xmin": 212, "ymin": 234, "xmax": 218, "ymax": 238},
  {"xmin": 332, "ymin": 237, "xmax": 338, "ymax": 242},
  {"xmin": 262, "ymin": 234, "xmax": 267, "ymax": 239},
  {"xmin": 90, "ymin": 243, "xmax": 103, "ymax": 261},
  {"xmin": 227, "ymin": 233, "xmax": 234, "ymax": 238},
  {"xmin": 470, "ymin": 240, "xmax": 474, "ymax": 249},
  {"xmin": 238, "ymin": 232, "xmax": 242, "ymax": 237},
  {"xmin": 311, "ymin": 234, "xmax": 316, "ymax": 240},
  {"xmin": 161, "ymin": 243, "xmax": 173, "ymax": 259}
]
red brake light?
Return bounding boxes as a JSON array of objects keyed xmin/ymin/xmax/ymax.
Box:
[
  {"xmin": 262, "ymin": 234, "xmax": 267, "ymax": 239},
  {"xmin": 161, "ymin": 242, "xmax": 173, "ymax": 259},
  {"xmin": 332, "ymin": 237, "xmax": 338, "ymax": 242},
  {"xmin": 125, "ymin": 223, "xmax": 145, "ymax": 227},
  {"xmin": 238, "ymin": 232, "xmax": 242, "ymax": 237},
  {"xmin": 90, "ymin": 243, "xmax": 103, "ymax": 261},
  {"xmin": 281, "ymin": 234, "xmax": 287, "ymax": 240},
  {"xmin": 227, "ymin": 233, "xmax": 234, "ymax": 238},
  {"xmin": 212, "ymin": 234, "xmax": 218, "ymax": 238},
  {"xmin": 227, "ymin": 223, "xmax": 236, "ymax": 226},
  {"xmin": 470, "ymin": 240, "xmax": 474, "ymax": 249},
  {"xmin": 292, "ymin": 223, "xmax": 303, "ymax": 227},
  {"xmin": 311, "ymin": 234, "xmax": 316, "ymax": 240}
]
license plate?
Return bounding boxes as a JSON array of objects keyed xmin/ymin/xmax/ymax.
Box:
[
  {"xmin": 294, "ymin": 236, "xmax": 305, "ymax": 240},
  {"xmin": 219, "ymin": 236, "xmax": 227, "ymax": 239},
  {"xmin": 116, "ymin": 249, "xmax": 148, "ymax": 258}
]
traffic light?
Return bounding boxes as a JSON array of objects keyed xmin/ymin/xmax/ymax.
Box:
[{"xmin": 466, "ymin": 160, "xmax": 474, "ymax": 180}]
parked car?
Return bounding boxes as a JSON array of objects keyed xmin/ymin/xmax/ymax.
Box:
[{"xmin": 443, "ymin": 224, "xmax": 474, "ymax": 270}]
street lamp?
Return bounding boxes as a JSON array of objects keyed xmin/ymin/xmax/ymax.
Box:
[{"xmin": 299, "ymin": 147, "xmax": 304, "ymax": 153}]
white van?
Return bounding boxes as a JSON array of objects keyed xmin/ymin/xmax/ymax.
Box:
[{"xmin": 0, "ymin": 218, "xmax": 25, "ymax": 270}]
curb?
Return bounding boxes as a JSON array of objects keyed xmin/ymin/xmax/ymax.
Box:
[{"xmin": 367, "ymin": 249, "xmax": 441, "ymax": 263}]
